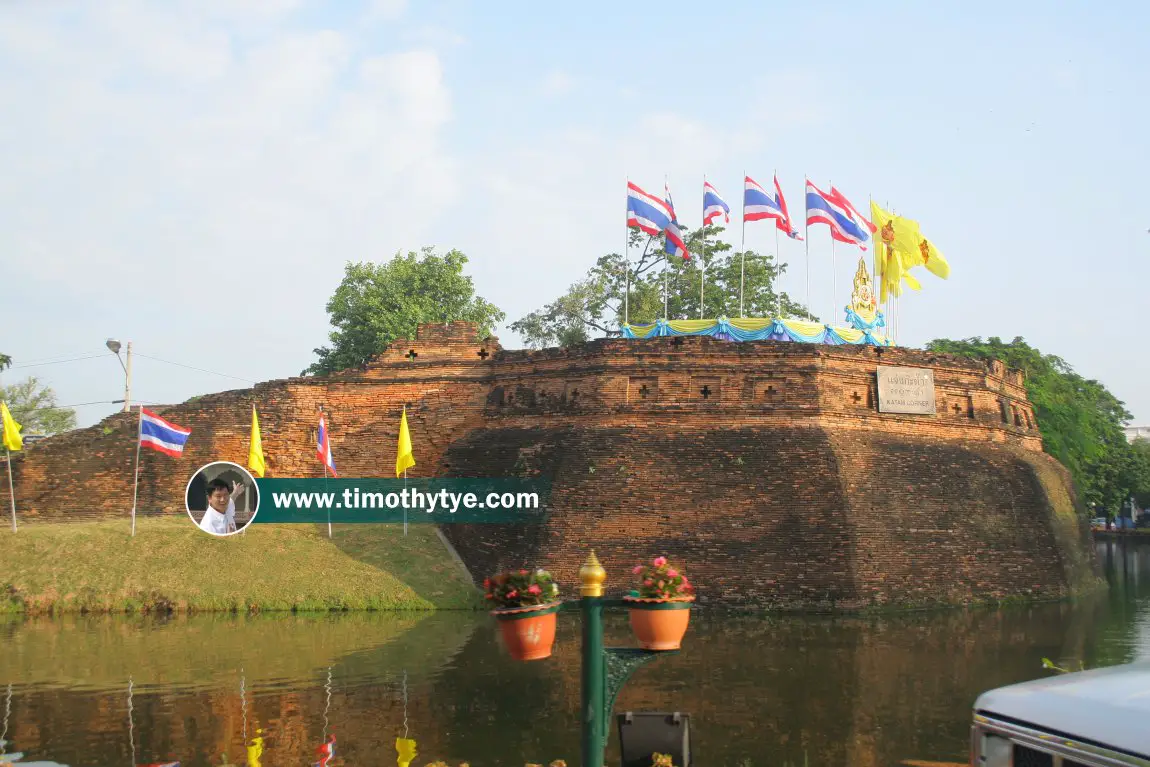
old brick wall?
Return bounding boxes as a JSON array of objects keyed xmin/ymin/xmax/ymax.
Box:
[{"xmin": 2, "ymin": 322, "xmax": 1096, "ymax": 607}]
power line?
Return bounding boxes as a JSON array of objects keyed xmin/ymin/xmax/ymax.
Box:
[
  {"xmin": 132, "ymin": 353, "xmax": 256, "ymax": 384},
  {"xmin": 4, "ymin": 351, "xmax": 95, "ymax": 366},
  {"xmin": 11, "ymin": 354, "xmax": 107, "ymax": 369}
]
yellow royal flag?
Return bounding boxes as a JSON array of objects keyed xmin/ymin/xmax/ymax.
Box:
[
  {"xmin": 917, "ymin": 236, "xmax": 951, "ymax": 280},
  {"xmin": 1, "ymin": 402, "xmax": 22, "ymax": 452},
  {"xmin": 248, "ymin": 405, "xmax": 266, "ymax": 478},
  {"xmin": 396, "ymin": 406, "xmax": 415, "ymax": 477},
  {"xmin": 396, "ymin": 737, "xmax": 417, "ymax": 767},
  {"xmin": 871, "ymin": 201, "xmax": 927, "ymax": 303}
]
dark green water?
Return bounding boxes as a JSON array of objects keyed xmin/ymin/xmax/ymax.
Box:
[{"xmin": 0, "ymin": 540, "xmax": 1145, "ymax": 767}]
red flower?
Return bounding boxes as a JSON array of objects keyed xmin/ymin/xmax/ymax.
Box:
[
  {"xmin": 507, "ymin": 589, "xmax": 519, "ymax": 599},
  {"xmin": 527, "ymin": 584, "xmax": 542, "ymax": 595}
]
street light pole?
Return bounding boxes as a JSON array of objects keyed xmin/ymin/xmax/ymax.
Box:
[{"xmin": 106, "ymin": 339, "xmax": 132, "ymax": 412}]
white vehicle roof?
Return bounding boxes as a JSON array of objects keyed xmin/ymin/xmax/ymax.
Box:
[{"xmin": 974, "ymin": 662, "xmax": 1150, "ymax": 758}]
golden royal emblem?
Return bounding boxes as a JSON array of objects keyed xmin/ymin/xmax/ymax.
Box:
[
  {"xmin": 881, "ymin": 220, "xmax": 896, "ymax": 246},
  {"xmin": 919, "ymin": 238, "xmax": 931, "ymax": 264}
]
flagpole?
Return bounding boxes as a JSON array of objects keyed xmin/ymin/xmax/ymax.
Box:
[
  {"xmin": 831, "ymin": 236, "xmax": 837, "ymax": 326},
  {"xmin": 624, "ymin": 176, "xmax": 630, "ymax": 327},
  {"xmin": 324, "ymin": 462, "xmax": 331, "ymax": 539},
  {"xmin": 739, "ymin": 170, "xmax": 747, "ymax": 317},
  {"xmin": 774, "ymin": 223, "xmax": 782, "ymax": 321},
  {"xmin": 663, "ymin": 174, "xmax": 670, "ymax": 321},
  {"xmin": 131, "ymin": 405, "xmax": 142, "ymax": 537},
  {"xmin": 403, "ymin": 467, "xmax": 408, "ymax": 536},
  {"xmin": 5, "ymin": 448, "xmax": 15, "ymax": 533},
  {"xmin": 804, "ymin": 180, "xmax": 811, "ymax": 317},
  {"xmin": 700, "ymin": 176, "xmax": 706, "ymax": 319}
]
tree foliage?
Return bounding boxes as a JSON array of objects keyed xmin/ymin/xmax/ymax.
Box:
[
  {"xmin": 306, "ymin": 248, "xmax": 505, "ymax": 375},
  {"xmin": 511, "ymin": 225, "xmax": 815, "ymax": 349},
  {"xmin": 0, "ymin": 354, "xmax": 10, "ymax": 370},
  {"xmin": 1, "ymin": 377, "xmax": 77, "ymax": 436},
  {"xmin": 924, "ymin": 335, "xmax": 1145, "ymax": 515}
]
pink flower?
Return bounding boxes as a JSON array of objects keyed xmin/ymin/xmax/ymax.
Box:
[
  {"xmin": 527, "ymin": 584, "xmax": 542, "ymax": 595},
  {"xmin": 666, "ymin": 569, "xmax": 679, "ymax": 578},
  {"xmin": 507, "ymin": 589, "xmax": 519, "ymax": 599},
  {"xmin": 644, "ymin": 579, "xmax": 653, "ymax": 586},
  {"xmin": 632, "ymin": 565, "xmax": 643, "ymax": 575},
  {"xmin": 653, "ymin": 556, "xmax": 667, "ymax": 567}
]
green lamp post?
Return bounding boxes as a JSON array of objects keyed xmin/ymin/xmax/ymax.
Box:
[{"xmin": 573, "ymin": 551, "xmax": 679, "ymax": 767}]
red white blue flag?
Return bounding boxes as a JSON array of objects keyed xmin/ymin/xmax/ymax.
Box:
[
  {"xmin": 702, "ymin": 181, "xmax": 730, "ymax": 225},
  {"xmin": 805, "ymin": 179, "xmax": 870, "ymax": 250},
  {"xmin": 663, "ymin": 183, "xmax": 690, "ymax": 260},
  {"xmin": 743, "ymin": 175, "xmax": 802, "ymax": 240},
  {"xmin": 316, "ymin": 414, "xmax": 337, "ymax": 477},
  {"xmin": 627, "ymin": 182, "xmax": 673, "ymax": 236},
  {"xmin": 138, "ymin": 408, "xmax": 191, "ymax": 457}
]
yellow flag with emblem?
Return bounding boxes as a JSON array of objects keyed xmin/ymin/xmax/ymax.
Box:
[
  {"xmin": 396, "ymin": 406, "xmax": 415, "ymax": 477},
  {"xmin": 871, "ymin": 201, "xmax": 926, "ymax": 302},
  {"xmin": 1, "ymin": 402, "xmax": 22, "ymax": 452},
  {"xmin": 917, "ymin": 236, "xmax": 950, "ymax": 280},
  {"xmin": 248, "ymin": 405, "xmax": 266, "ymax": 478}
]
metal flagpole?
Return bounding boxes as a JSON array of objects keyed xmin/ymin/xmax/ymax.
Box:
[
  {"xmin": 403, "ymin": 467, "xmax": 408, "ymax": 536},
  {"xmin": 831, "ymin": 236, "xmax": 837, "ymax": 326},
  {"xmin": 5, "ymin": 448, "xmax": 15, "ymax": 533},
  {"xmin": 700, "ymin": 176, "xmax": 707, "ymax": 319},
  {"xmin": 804, "ymin": 180, "xmax": 811, "ymax": 316},
  {"xmin": 624, "ymin": 176, "xmax": 630, "ymax": 326},
  {"xmin": 739, "ymin": 170, "xmax": 747, "ymax": 317},
  {"xmin": 775, "ymin": 224, "xmax": 782, "ymax": 320},
  {"xmin": 131, "ymin": 405, "xmax": 142, "ymax": 537},
  {"xmin": 664, "ymin": 175, "xmax": 670, "ymax": 321},
  {"xmin": 324, "ymin": 462, "xmax": 331, "ymax": 539}
]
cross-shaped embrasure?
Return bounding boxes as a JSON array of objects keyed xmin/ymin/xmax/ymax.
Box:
[
  {"xmin": 405, "ymin": 349, "xmax": 418, "ymax": 361},
  {"xmin": 477, "ymin": 348, "xmax": 489, "ymax": 360},
  {"xmin": 700, "ymin": 385, "xmax": 711, "ymax": 399},
  {"xmin": 851, "ymin": 391, "xmax": 863, "ymax": 404},
  {"xmin": 638, "ymin": 385, "xmax": 649, "ymax": 399},
  {"xmin": 953, "ymin": 402, "xmax": 963, "ymax": 415}
]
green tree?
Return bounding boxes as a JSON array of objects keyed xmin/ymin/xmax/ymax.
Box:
[
  {"xmin": 924, "ymin": 336, "xmax": 1142, "ymax": 515},
  {"xmin": 0, "ymin": 354, "xmax": 10, "ymax": 370},
  {"xmin": 511, "ymin": 225, "xmax": 815, "ymax": 349},
  {"xmin": 1126, "ymin": 438, "xmax": 1150, "ymax": 510},
  {"xmin": 305, "ymin": 248, "xmax": 505, "ymax": 375},
  {"xmin": 1, "ymin": 377, "xmax": 77, "ymax": 436}
]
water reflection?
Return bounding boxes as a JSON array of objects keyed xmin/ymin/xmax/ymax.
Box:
[{"xmin": 0, "ymin": 542, "xmax": 1143, "ymax": 767}]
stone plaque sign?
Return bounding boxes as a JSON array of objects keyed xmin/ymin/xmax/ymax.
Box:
[{"xmin": 876, "ymin": 366, "xmax": 936, "ymax": 415}]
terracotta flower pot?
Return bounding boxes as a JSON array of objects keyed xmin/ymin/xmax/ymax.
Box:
[
  {"xmin": 491, "ymin": 602, "xmax": 561, "ymax": 661},
  {"xmin": 623, "ymin": 595, "xmax": 694, "ymax": 650}
]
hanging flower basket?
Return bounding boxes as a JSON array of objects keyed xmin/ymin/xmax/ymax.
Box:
[
  {"xmin": 486, "ymin": 569, "xmax": 561, "ymax": 661},
  {"xmin": 623, "ymin": 556, "xmax": 695, "ymax": 650}
]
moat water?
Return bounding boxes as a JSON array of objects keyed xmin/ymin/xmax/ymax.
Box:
[{"xmin": 1, "ymin": 539, "xmax": 1146, "ymax": 767}]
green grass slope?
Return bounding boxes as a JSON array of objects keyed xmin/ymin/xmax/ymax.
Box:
[{"xmin": 1, "ymin": 518, "xmax": 483, "ymax": 613}]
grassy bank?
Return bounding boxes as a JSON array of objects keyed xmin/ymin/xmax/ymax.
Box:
[{"xmin": 2, "ymin": 518, "xmax": 483, "ymax": 614}]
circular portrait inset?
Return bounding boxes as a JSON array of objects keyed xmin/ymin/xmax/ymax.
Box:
[{"xmin": 185, "ymin": 461, "xmax": 260, "ymax": 536}]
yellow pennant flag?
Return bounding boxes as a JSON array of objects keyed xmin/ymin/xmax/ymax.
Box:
[
  {"xmin": 1, "ymin": 402, "xmax": 22, "ymax": 452},
  {"xmin": 396, "ymin": 737, "xmax": 417, "ymax": 767},
  {"xmin": 247, "ymin": 729, "xmax": 264, "ymax": 766},
  {"xmin": 396, "ymin": 406, "xmax": 415, "ymax": 477},
  {"xmin": 248, "ymin": 405, "xmax": 266, "ymax": 478}
]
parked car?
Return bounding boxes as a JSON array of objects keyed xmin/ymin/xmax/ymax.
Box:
[{"xmin": 970, "ymin": 661, "xmax": 1150, "ymax": 765}]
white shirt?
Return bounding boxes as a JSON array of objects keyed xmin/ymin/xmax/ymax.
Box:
[{"xmin": 199, "ymin": 499, "xmax": 236, "ymax": 535}]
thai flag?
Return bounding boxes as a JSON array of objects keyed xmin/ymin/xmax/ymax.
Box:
[
  {"xmin": 316, "ymin": 414, "xmax": 337, "ymax": 477},
  {"xmin": 805, "ymin": 180, "xmax": 869, "ymax": 250},
  {"xmin": 702, "ymin": 182, "xmax": 730, "ymax": 225},
  {"xmin": 663, "ymin": 184, "xmax": 690, "ymax": 260},
  {"xmin": 828, "ymin": 185, "xmax": 876, "ymax": 236},
  {"xmin": 773, "ymin": 175, "xmax": 803, "ymax": 240},
  {"xmin": 627, "ymin": 182, "xmax": 673, "ymax": 236},
  {"xmin": 139, "ymin": 408, "xmax": 191, "ymax": 457}
]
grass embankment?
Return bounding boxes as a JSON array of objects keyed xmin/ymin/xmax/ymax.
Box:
[{"xmin": 2, "ymin": 518, "xmax": 483, "ymax": 614}]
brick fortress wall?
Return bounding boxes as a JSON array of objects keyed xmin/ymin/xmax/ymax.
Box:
[{"xmin": 3, "ymin": 322, "xmax": 1097, "ymax": 608}]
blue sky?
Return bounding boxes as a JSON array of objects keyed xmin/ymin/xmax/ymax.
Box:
[{"xmin": 1, "ymin": 0, "xmax": 1147, "ymax": 429}]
